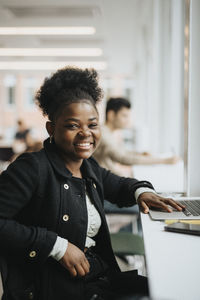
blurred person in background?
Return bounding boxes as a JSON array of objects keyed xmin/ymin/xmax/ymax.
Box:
[
  {"xmin": 0, "ymin": 67, "xmax": 184, "ymax": 300},
  {"xmin": 12, "ymin": 119, "xmax": 34, "ymax": 154},
  {"xmin": 10, "ymin": 140, "xmax": 43, "ymax": 163},
  {"xmin": 93, "ymin": 97, "xmax": 179, "ymax": 177}
]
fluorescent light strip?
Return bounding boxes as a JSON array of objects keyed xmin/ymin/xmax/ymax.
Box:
[
  {"xmin": 0, "ymin": 48, "xmax": 102, "ymax": 57},
  {"xmin": 0, "ymin": 61, "xmax": 107, "ymax": 70},
  {"xmin": 0, "ymin": 27, "xmax": 95, "ymax": 35}
]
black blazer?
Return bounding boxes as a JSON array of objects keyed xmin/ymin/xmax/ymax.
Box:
[{"xmin": 0, "ymin": 138, "xmax": 153, "ymax": 300}]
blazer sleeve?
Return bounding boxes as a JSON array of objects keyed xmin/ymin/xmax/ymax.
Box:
[
  {"xmin": 90, "ymin": 157, "xmax": 154, "ymax": 208},
  {"xmin": 0, "ymin": 153, "xmax": 57, "ymax": 265}
]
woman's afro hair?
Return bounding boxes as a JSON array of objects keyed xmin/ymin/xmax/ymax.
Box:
[{"xmin": 35, "ymin": 66, "xmax": 103, "ymax": 121}]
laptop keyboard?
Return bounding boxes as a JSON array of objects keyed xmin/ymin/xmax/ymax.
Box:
[{"xmin": 179, "ymin": 200, "xmax": 200, "ymax": 216}]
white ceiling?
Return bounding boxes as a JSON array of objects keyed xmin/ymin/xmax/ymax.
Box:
[{"xmin": 0, "ymin": 0, "xmax": 153, "ymax": 76}]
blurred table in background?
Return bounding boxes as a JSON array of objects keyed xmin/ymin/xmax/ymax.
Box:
[{"xmin": 133, "ymin": 160, "xmax": 184, "ymax": 194}]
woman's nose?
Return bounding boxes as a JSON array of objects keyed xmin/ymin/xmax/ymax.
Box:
[{"xmin": 78, "ymin": 129, "xmax": 91, "ymax": 137}]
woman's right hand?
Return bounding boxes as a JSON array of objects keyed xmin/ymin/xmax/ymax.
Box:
[{"xmin": 59, "ymin": 242, "xmax": 90, "ymax": 277}]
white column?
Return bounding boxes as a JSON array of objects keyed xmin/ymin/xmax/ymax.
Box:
[
  {"xmin": 147, "ymin": 0, "xmax": 184, "ymax": 155},
  {"xmin": 165, "ymin": 0, "xmax": 184, "ymax": 156},
  {"xmin": 187, "ymin": 0, "xmax": 200, "ymax": 196},
  {"xmin": 147, "ymin": 0, "xmax": 169, "ymax": 153}
]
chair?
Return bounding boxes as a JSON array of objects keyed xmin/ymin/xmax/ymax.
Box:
[
  {"xmin": 110, "ymin": 231, "xmax": 146, "ymax": 275},
  {"xmin": 110, "ymin": 232, "xmax": 145, "ymax": 257},
  {"xmin": 104, "ymin": 201, "xmax": 145, "ymax": 274}
]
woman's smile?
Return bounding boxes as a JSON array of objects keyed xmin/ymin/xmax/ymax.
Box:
[{"xmin": 74, "ymin": 142, "xmax": 94, "ymax": 150}]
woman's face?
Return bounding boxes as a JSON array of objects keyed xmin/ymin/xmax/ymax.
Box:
[{"xmin": 47, "ymin": 101, "xmax": 101, "ymax": 162}]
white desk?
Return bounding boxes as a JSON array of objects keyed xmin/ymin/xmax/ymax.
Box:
[{"xmin": 141, "ymin": 210, "xmax": 200, "ymax": 300}]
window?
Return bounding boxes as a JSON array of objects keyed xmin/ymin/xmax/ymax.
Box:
[
  {"xmin": 4, "ymin": 75, "xmax": 16, "ymax": 108},
  {"xmin": 7, "ymin": 86, "xmax": 15, "ymax": 105},
  {"xmin": 24, "ymin": 78, "xmax": 37, "ymax": 109}
]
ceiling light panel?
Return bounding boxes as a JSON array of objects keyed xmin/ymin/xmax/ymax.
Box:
[
  {"xmin": 0, "ymin": 61, "xmax": 107, "ymax": 70},
  {"xmin": 5, "ymin": 6, "xmax": 99, "ymax": 18},
  {"xmin": 0, "ymin": 27, "xmax": 96, "ymax": 35},
  {"xmin": 0, "ymin": 48, "xmax": 102, "ymax": 56}
]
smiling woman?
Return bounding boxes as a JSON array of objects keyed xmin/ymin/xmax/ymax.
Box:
[
  {"xmin": 0, "ymin": 66, "xmax": 184, "ymax": 300},
  {"xmin": 35, "ymin": 67, "xmax": 103, "ymax": 176}
]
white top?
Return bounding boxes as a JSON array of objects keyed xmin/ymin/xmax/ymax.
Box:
[{"xmin": 85, "ymin": 193, "xmax": 102, "ymax": 248}]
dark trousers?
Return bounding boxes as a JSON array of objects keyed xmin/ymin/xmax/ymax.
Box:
[
  {"xmin": 85, "ymin": 271, "xmax": 149, "ymax": 300},
  {"xmin": 84, "ymin": 249, "xmax": 149, "ymax": 300}
]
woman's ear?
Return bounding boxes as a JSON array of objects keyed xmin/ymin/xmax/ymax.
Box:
[{"xmin": 46, "ymin": 121, "xmax": 54, "ymax": 136}]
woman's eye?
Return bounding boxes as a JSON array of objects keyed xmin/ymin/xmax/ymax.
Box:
[
  {"xmin": 65, "ymin": 124, "xmax": 78, "ymax": 129},
  {"xmin": 89, "ymin": 123, "xmax": 98, "ymax": 128}
]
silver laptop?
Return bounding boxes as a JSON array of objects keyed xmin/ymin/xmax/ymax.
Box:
[{"xmin": 149, "ymin": 198, "xmax": 200, "ymax": 220}]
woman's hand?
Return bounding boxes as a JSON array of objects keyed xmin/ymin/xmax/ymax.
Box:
[
  {"xmin": 137, "ymin": 192, "xmax": 185, "ymax": 214},
  {"xmin": 59, "ymin": 242, "xmax": 90, "ymax": 277}
]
